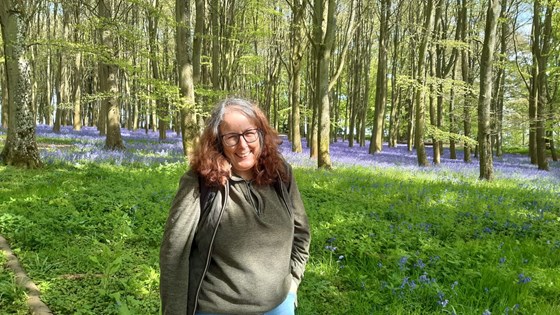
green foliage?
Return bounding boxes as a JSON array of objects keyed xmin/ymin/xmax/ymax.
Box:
[
  {"xmin": 1, "ymin": 154, "xmax": 559, "ymax": 314},
  {"xmin": 0, "ymin": 252, "xmax": 27, "ymax": 314},
  {"xmin": 425, "ymin": 124, "xmax": 478, "ymax": 147},
  {"xmin": 0, "ymin": 163, "xmax": 184, "ymax": 314},
  {"xmin": 294, "ymin": 167, "xmax": 560, "ymax": 314}
]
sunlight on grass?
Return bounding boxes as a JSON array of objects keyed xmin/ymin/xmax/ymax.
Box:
[{"xmin": 0, "ymin": 125, "xmax": 559, "ymax": 314}]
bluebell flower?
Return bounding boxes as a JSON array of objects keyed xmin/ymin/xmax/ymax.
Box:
[
  {"xmin": 419, "ymin": 273, "xmax": 430, "ymax": 284},
  {"xmin": 482, "ymin": 310, "xmax": 491, "ymax": 315},
  {"xmin": 437, "ymin": 291, "xmax": 448, "ymax": 307},
  {"xmin": 398, "ymin": 256, "xmax": 408, "ymax": 269},
  {"xmin": 414, "ymin": 259, "xmax": 426, "ymax": 269},
  {"xmin": 451, "ymin": 281, "xmax": 458, "ymax": 290},
  {"xmin": 517, "ymin": 273, "xmax": 531, "ymax": 284},
  {"xmin": 499, "ymin": 257, "xmax": 506, "ymax": 264},
  {"xmin": 324, "ymin": 245, "xmax": 337, "ymax": 252},
  {"xmin": 400, "ymin": 277, "xmax": 409, "ymax": 289}
]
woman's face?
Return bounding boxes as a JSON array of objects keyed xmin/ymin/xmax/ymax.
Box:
[{"xmin": 220, "ymin": 108, "xmax": 262, "ymax": 180}]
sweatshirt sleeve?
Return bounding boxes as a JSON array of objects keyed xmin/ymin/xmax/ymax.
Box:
[
  {"xmin": 160, "ymin": 171, "xmax": 201, "ymax": 315},
  {"xmin": 287, "ymin": 165, "xmax": 311, "ymax": 286}
]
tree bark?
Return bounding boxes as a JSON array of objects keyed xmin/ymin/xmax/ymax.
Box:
[
  {"xmin": 478, "ymin": 0, "xmax": 500, "ymax": 180},
  {"xmin": 176, "ymin": 0, "xmax": 198, "ymax": 156},
  {"xmin": 1, "ymin": 65, "xmax": 8, "ymax": 129},
  {"xmin": 193, "ymin": 0, "xmax": 205, "ymax": 84},
  {"xmin": 314, "ymin": 0, "xmax": 335, "ymax": 169},
  {"xmin": 459, "ymin": 0, "xmax": 472, "ymax": 163},
  {"xmin": 0, "ymin": 0, "xmax": 43, "ymax": 168},
  {"xmin": 414, "ymin": 0, "xmax": 435, "ymax": 167},
  {"xmin": 370, "ymin": 0, "xmax": 390, "ymax": 154},
  {"xmin": 98, "ymin": 0, "xmax": 124, "ymax": 150},
  {"xmin": 531, "ymin": 0, "xmax": 552, "ymax": 171},
  {"xmin": 287, "ymin": 0, "xmax": 306, "ymax": 153},
  {"xmin": 72, "ymin": 6, "xmax": 83, "ymax": 131}
]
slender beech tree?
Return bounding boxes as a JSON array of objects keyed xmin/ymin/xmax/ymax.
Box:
[
  {"xmin": 176, "ymin": 0, "xmax": 197, "ymax": 156},
  {"xmin": 432, "ymin": 0, "xmax": 459, "ymax": 165},
  {"xmin": 312, "ymin": 0, "xmax": 336, "ymax": 168},
  {"xmin": 98, "ymin": 0, "xmax": 124, "ymax": 150},
  {"xmin": 531, "ymin": 0, "xmax": 553, "ymax": 170},
  {"xmin": 347, "ymin": 0, "xmax": 371, "ymax": 148},
  {"xmin": 72, "ymin": 4, "xmax": 83, "ymax": 131},
  {"xmin": 449, "ymin": 62, "xmax": 458, "ymax": 159},
  {"xmin": 147, "ymin": 0, "xmax": 169, "ymax": 140},
  {"xmin": 388, "ymin": 9, "xmax": 403, "ymax": 148},
  {"xmin": 478, "ymin": 0, "xmax": 501, "ymax": 180},
  {"xmin": 459, "ymin": 0, "xmax": 473, "ymax": 163},
  {"xmin": 406, "ymin": 4, "xmax": 418, "ymax": 152},
  {"xmin": 0, "ymin": 0, "xmax": 43, "ymax": 168},
  {"xmin": 491, "ymin": 0, "xmax": 509, "ymax": 157},
  {"xmin": 370, "ymin": 0, "xmax": 390, "ymax": 154},
  {"xmin": 53, "ymin": 8, "xmax": 70, "ymax": 133},
  {"xmin": 311, "ymin": 0, "xmax": 354, "ymax": 168},
  {"xmin": 287, "ymin": 0, "xmax": 306, "ymax": 153},
  {"xmin": 210, "ymin": 0, "xmax": 220, "ymax": 90},
  {"xmin": 192, "ymin": 0, "xmax": 204, "ymax": 85},
  {"xmin": 414, "ymin": 0, "xmax": 435, "ymax": 167}
]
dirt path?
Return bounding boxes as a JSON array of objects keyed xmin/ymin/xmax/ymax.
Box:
[{"xmin": 0, "ymin": 235, "xmax": 52, "ymax": 315}]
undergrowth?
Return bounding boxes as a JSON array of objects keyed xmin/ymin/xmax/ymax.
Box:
[{"xmin": 0, "ymin": 157, "xmax": 559, "ymax": 314}]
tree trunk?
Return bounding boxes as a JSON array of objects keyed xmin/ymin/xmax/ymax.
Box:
[
  {"xmin": 0, "ymin": 0, "xmax": 43, "ymax": 168},
  {"xmin": 176, "ymin": 0, "xmax": 197, "ymax": 156},
  {"xmin": 288, "ymin": 0, "xmax": 306, "ymax": 153},
  {"xmin": 459, "ymin": 0, "xmax": 472, "ymax": 163},
  {"xmin": 1, "ymin": 66, "xmax": 8, "ymax": 129},
  {"xmin": 72, "ymin": 7, "xmax": 83, "ymax": 131},
  {"xmin": 429, "ymin": 49, "xmax": 439, "ymax": 164},
  {"xmin": 314, "ymin": 0, "xmax": 337, "ymax": 169},
  {"xmin": 388, "ymin": 20, "xmax": 401, "ymax": 148},
  {"xmin": 492, "ymin": 0, "xmax": 508, "ymax": 157},
  {"xmin": 449, "ymin": 63, "xmax": 457, "ymax": 159},
  {"xmin": 211, "ymin": 0, "xmax": 220, "ymax": 90},
  {"xmin": 370, "ymin": 0, "xmax": 390, "ymax": 154},
  {"xmin": 532, "ymin": 0, "xmax": 552, "ymax": 171},
  {"xmin": 193, "ymin": 0, "xmax": 205, "ymax": 84},
  {"xmin": 98, "ymin": 0, "xmax": 124, "ymax": 150},
  {"xmin": 414, "ymin": 0, "xmax": 435, "ymax": 167},
  {"xmin": 478, "ymin": 0, "xmax": 500, "ymax": 180}
]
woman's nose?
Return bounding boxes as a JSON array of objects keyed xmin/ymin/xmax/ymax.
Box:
[{"xmin": 237, "ymin": 136, "xmax": 249, "ymax": 148}]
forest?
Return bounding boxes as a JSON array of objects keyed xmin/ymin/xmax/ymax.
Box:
[
  {"xmin": 1, "ymin": 0, "xmax": 560, "ymax": 314},
  {"xmin": 0, "ymin": 0, "xmax": 558, "ymax": 176}
]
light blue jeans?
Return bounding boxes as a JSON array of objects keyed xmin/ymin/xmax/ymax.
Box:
[{"xmin": 195, "ymin": 291, "xmax": 297, "ymax": 315}]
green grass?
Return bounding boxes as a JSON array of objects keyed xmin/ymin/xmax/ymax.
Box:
[
  {"xmin": 0, "ymin": 250, "xmax": 27, "ymax": 314},
  {"xmin": 0, "ymin": 163, "xmax": 559, "ymax": 314}
]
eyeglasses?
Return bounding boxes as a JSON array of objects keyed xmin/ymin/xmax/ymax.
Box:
[{"xmin": 221, "ymin": 128, "xmax": 260, "ymax": 147}]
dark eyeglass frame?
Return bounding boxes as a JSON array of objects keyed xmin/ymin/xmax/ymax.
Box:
[{"xmin": 220, "ymin": 128, "xmax": 260, "ymax": 147}]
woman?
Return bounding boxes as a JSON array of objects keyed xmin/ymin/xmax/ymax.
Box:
[{"xmin": 160, "ymin": 98, "xmax": 311, "ymax": 315}]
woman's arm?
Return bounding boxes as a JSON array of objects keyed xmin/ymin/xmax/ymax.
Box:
[
  {"xmin": 287, "ymin": 166, "xmax": 311, "ymax": 289},
  {"xmin": 160, "ymin": 171, "xmax": 201, "ymax": 315}
]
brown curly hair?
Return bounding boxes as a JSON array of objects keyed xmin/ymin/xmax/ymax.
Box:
[{"xmin": 189, "ymin": 98, "xmax": 288, "ymax": 186}]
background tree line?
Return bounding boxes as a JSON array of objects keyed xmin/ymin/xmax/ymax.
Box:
[{"xmin": 0, "ymin": 0, "xmax": 558, "ymax": 179}]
